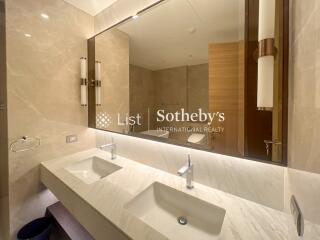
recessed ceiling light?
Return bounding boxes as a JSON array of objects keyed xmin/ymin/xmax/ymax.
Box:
[
  {"xmin": 41, "ymin": 13, "xmax": 49, "ymax": 19},
  {"xmin": 132, "ymin": 15, "xmax": 139, "ymax": 20},
  {"xmin": 24, "ymin": 33, "xmax": 32, "ymax": 38},
  {"xmin": 188, "ymin": 27, "xmax": 197, "ymax": 34}
]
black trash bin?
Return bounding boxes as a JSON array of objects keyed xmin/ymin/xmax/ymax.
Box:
[{"xmin": 17, "ymin": 217, "xmax": 52, "ymax": 240}]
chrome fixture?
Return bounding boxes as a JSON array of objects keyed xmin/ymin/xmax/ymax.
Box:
[
  {"xmin": 177, "ymin": 216, "xmax": 188, "ymax": 225},
  {"xmin": 264, "ymin": 140, "xmax": 282, "ymax": 156},
  {"xmin": 99, "ymin": 138, "xmax": 117, "ymax": 160},
  {"xmin": 10, "ymin": 136, "xmax": 41, "ymax": 153},
  {"xmin": 178, "ymin": 154, "xmax": 194, "ymax": 189},
  {"xmin": 290, "ymin": 195, "xmax": 304, "ymax": 237}
]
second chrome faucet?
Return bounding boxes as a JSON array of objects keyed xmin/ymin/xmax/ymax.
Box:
[
  {"xmin": 99, "ymin": 138, "xmax": 117, "ymax": 160},
  {"xmin": 178, "ymin": 154, "xmax": 194, "ymax": 189}
]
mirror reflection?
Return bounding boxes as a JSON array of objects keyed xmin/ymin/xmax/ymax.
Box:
[{"xmin": 91, "ymin": 0, "xmax": 286, "ymax": 164}]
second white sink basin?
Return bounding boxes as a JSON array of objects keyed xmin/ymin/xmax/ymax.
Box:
[
  {"xmin": 65, "ymin": 156, "xmax": 121, "ymax": 184},
  {"xmin": 124, "ymin": 182, "xmax": 226, "ymax": 240}
]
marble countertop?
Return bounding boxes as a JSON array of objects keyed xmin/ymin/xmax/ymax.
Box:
[{"xmin": 40, "ymin": 148, "xmax": 304, "ymax": 240}]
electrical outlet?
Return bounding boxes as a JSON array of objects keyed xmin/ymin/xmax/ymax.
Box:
[
  {"xmin": 66, "ymin": 135, "xmax": 78, "ymax": 144},
  {"xmin": 290, "ymin": 195, "xmax": 304, "ymax": 237}
]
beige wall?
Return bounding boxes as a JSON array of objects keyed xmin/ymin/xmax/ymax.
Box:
[
  {"xmin": 288, "ymin": 0, "xmax": 320, "ymax": 174},
  {"xmin": 95, "ymin": 29, "xmax": 129, "ymax": 133},
  {"xmin": 153, "ymin": 66, "xmax": 188, "ymax": 142},
  {"xmin": 5, "ymin": 0, "xmax": 95, "ymax": 238},
  {"xmin": 0, "ymin": 0, "xmax": 9, "ymax": 239},
  {"xmin": 153, "ymin": 65, "xmax": 209, "ymax": 142},
  {"xmin": 284, "ymin": 0, "xmax": 320, "ymax": 226},
  {"xmin": 154, "ymin": 66, "xmax": 188, "ymax": 113},
  {"xmin": 188, "ymin": 64, "xmax": 209, "ymax": 114},
  {"xmin": 129, "ymin": 64, "xmax": 155, "ymax": 132}
]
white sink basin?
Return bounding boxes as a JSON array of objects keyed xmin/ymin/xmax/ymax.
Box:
[
  {"xmin": 124, "ymin": 182, "xmax": 226, "ymax": 240},
  {"xmin": 65, "ymin": 157, "xmax": 121, "ymax": 184}
]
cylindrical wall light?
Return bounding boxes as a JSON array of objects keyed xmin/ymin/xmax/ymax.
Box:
[
  {"xmin": 80, "ymin": 57, "xmax": 87, "ymax": 106},
  {"xmin": 95, "ymin": 61, "xmax": 102, "ymax": 106},
  {"xmin": 257, "ymin": 0, "xmax": 276, "ymax": 111}
]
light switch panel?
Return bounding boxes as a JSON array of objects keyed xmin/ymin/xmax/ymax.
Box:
[{"xmin": 66, "ymin": 135, "xmax": 78, "ymax": 144}]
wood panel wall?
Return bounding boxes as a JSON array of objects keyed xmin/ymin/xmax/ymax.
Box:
[{"xmin": 208, "ymin": 42, "xmax": 245, "ymax": 156}]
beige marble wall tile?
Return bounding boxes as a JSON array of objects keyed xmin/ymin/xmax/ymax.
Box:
[
  {"xmin": 152, "ymin": 66, "xmax": 188, "ymax": 141},
  {"xmin": 6, "ymin": 0, "xmax": 95, "ymax": 238},
  {"xmin": 187, "ymin": 64, "xmax": 209, "ymax": 113},
  {"xmin": 289, "ymin": 0, "xmax": 320, "ymax": 174},
  {"xmin": 154, "ymin": 66, "xmax": 187, "ymax": 110},
  {"xmin": 284, "ymin": 168, "xmax": 320, "ymax": 225},
  {"xmin": 284, "ymin": 0, "xmax": 320, "ymax": 230},
  {"xmin": 129, "ymin": 64, "xmax": 155, "ymax": 132}
]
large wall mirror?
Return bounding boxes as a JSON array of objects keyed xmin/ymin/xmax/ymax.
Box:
[{"xmin": 88, "ymin": 0, "xmax": 289, "ymax": 165}]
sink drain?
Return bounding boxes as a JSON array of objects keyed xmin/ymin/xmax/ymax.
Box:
[{"xmin": 177, "ymin": 216, "xmax": 188, "ymax": 225}]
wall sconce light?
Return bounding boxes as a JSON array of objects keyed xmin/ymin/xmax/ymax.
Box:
[
  {"xmin": 95, "ymin": 61, "xmax": 102, "ymax": 106},
  {"xmin": 257, "ymin": 0, "xmax": 276, "ymax": 111},
  {"xmin": 80, "ymin": 57, "xmax": 87, "ymax": 106}
]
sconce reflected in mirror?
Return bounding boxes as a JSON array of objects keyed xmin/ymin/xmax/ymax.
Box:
[
  {"xmin": 80, "ymin": 57, "xmax": 87, "ymax": 106},
  {"xmin": 95, "ymin": 61, "xmax": 102, "ymax": 106},
  {"xmin": 257, "ymin": 0, "xmax": 276, "ymax": 111},
  {"xmin": 87, "ymin": 0, "xmax": 289, "ymax": 165},
  {"xmin": 80, "ymin": 58, "xmax": 102, "ymax": 107}
]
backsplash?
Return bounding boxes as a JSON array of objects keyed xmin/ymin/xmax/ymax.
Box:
[
  {"xmin": 284, "ymin": 169, "xmax": 320, "ymax": 225},
  {"xmin": 96, "ymin": 130, "xmax": 285, "ymax": 210}
]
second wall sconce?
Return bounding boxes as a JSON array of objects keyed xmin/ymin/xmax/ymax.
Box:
[
  {"xmin": 95, "ymin": 61, "xmax": 102, "ymax": 106},
  {"xmin": 257, "ymin": 0, "xmax": 276, "ymax": 111},
  {"xmin": 80, "ymin": 58, "xmax": 102, "ymax": 107},
  {"xmin": 80, "ymin": 57, "xmax": 87, "ymax": 106}
]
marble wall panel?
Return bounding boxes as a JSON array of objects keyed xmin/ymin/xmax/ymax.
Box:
[{"xmin": 6, "ymin": 0, "xmax": 95, "ymax": 238}]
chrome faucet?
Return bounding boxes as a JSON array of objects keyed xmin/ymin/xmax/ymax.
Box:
[
  {"xmin": 99, "ymin": 138, "xmax": 117, "ymax": 160},
  {"xmin": 178, "ymin": 154, "xmax": 194, "ymax": 189}
]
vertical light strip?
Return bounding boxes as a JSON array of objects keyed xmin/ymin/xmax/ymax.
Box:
[
  {"xmin": 257, "ymin": 0, "xmax": 276, "ymax": 110},
  {"xmin": 80, "ymin": 57, "xmax": 87, "ymax": 106},
  {"xmin": 95, "ymin": 61, "xmax": 102, "ymax": 106}
]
